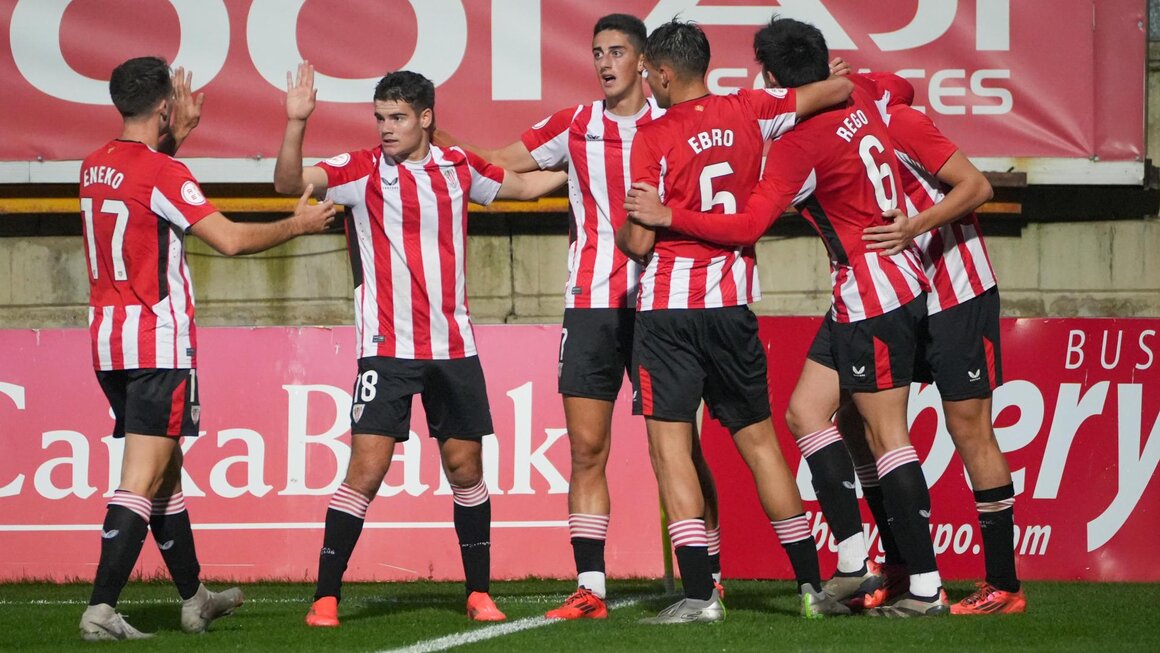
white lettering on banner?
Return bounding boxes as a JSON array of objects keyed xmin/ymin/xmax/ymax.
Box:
[
  {"xmin": 0, "ymin": 382, "xmax": 27, "ymax": 497},
  {"xmin": 101, "ymin": 435, "xmax": 123, "ymax": 498},
  {"xmin": 990, "ymin": 380, "xmax": 1044, "ymax": 496},
  {"xmin": 281, "ymin": 384, "xmax": 352, "ymax": 496},
  {"xmin": 806, "ymin": 511, "xmax": 1053, "ymax": 561},
  {"xmin": 971, "ymin": 70, "xmax": 1014, "ymax": 115},
  {"xmin": 1034, "ymin": 382, "xmax": 1108, "ymax": 499},
  {"xmin": 1141, "ymin": 330, "xmax": 1156, "ymax": 370},
  {"xmin": 869, "ymin": 0, "xmax": 955, "ymax": 51},
  {"xmin": 491, "ymin": 0, "xmax": 542, "ymax": 100},
  {"xmin": 1087, "ymin": 384, "xmax": 1160, "ymax": 551},
  {"xmin": 1066, "ymin": 329, "xmax": 1086, "ymax": 369},
  {"xmin": 209, "ymin": 429, "xmax": 273, "ymax": 499},
  {"xmin": 506, "ymin": 383, "xmax": 568, "ymax": 495},
  {"xmin": 9, "ymin": 0, "xmax": 228, "ymax": 104},
  {"xmin": 247, "ymin": 0, "xmax": 468, "ymax": 103},
  {"xmin": 179, "ymin": 436, "xmax": 206, "ymax": 497},
  {"xmin": 1102, "ymin": 330, "xmax": 1124, "ymax": 369},
  {"xmin": 380, "ymin": 436, "xmax": 430, "ymax": 499},
  {"xmin": 32, "ymin": 431, "xmax": 96, "ymax": 500}
]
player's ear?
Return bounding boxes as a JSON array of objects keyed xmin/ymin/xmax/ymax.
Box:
[{"xmin": 419, "ymin": 107, "xmax": 433, "ymax": 130}]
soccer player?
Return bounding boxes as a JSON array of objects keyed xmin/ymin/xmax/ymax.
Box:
[
  {"xmin": 624, "ymin": 17, "xmax": 951, "ymax": 618},
  {"xmin": 273, "ymin": 65, "xmax": 565, "ymax": 626},
  {"xmin": 434, "ymin": 13, "xmax": 725, "ymax": 618},
  {"xmin": 616, "ymin": 19, "xmax": 855, "ymax": 623},
  {"xmin": 78, "ymin": 56, "xmax": 337, "ymax": 641},
  {"xmin": 833, "ymin": 73, "xmax": 1024, "ymax": 614}
]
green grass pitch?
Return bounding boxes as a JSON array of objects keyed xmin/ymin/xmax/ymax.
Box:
[{"xmin": 1, "ymin": 579, "xmax": 1156, "ymax": 652}]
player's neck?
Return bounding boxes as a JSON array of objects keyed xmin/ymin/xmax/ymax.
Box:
[
  {"xmin": 120, "ymin": 118, "xmax": 162, "ymax": 150},
  {"xmin": 668, "ymin": 80, "xmax": 711, "ymax": 106},
  {"xmin": 604, "ymin": 86, "xmax": 647, "ymax": 117}
]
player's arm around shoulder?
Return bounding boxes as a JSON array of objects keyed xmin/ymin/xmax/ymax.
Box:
[
  {"xmin": 793, "ymin": 75, "xmax": 854, "ymax": 118},
  {"xmin": 434, "ymin": 129, "xmax": 543, "ymax": 173},
  {"xmin": 494, "ymin": 168, "xmax": 567, "ymax": 201},
  {"xmin": 191, "ymin": 185, "xmax": 336, "ymax": 256}
]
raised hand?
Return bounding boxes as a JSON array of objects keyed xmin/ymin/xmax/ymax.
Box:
[
  {"xmin": 168, "ymin": 66, "xmax": 205, "ymax": 144},
  {"xmin": 286, "ymin": 61, "xmax": 317, "ymax": 121}
]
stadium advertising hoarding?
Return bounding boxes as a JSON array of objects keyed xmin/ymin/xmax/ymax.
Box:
[
  {"xmin": 1, "ymin": 319, "xmax": 1157, "ymax": 583},
  {"xmin": 0, "ymin": 0, "xmax": 1146, "ymax": 185}
]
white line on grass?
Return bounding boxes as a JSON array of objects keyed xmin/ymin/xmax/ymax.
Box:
[
  {"xmin": 376, "ymin": 597, "xmax": 650, "ymax": 653},
  {"xmin": 0, "ymin": 593, "xmax": 609, "ymax": 607}
]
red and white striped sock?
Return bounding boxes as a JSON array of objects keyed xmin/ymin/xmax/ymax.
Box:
[
  {"xmin": 150, "ymin": 492, "xmax": 186, "ymax": 517},
  {"xmin": 109, "ymin": 489, "xmax": 152, "ymax": 523},
  {"xmin": 328, "ymin": 483, "xmax": 371, "ymax": 519},
  {"xmin": 451, "ymin": 479, "xmax": 489, "ymax": 508}
]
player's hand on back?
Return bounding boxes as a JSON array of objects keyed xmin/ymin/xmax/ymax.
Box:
[
  {"xmin": 862, "ymin": 208, "xmax": 917, "ymax": 255},
  {"xmin": 293, "ymin": 184, "xmax": 337, "ymax": 234},
  {"xmin": 625, "ymin": 182, "xmax": 672, "ymax": 228},
  {"xmin": 286, "ymin": 61, "xmax": 317, "ymax": 121},
  {"xmin": 169, "ymin": 67, "xmax": 205, "ymax": 142},
  {"xmin": 828, "ymin": 57, "xmax": 851, "ymax": 77}
]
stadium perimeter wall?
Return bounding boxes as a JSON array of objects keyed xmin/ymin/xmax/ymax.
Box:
[{"xmin": 0, "ymin": 217, "xmax": 1158, "ymax": 330}]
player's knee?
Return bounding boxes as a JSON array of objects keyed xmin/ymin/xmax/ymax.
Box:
[{"xmin": 784, "ymin": 404, "xmax": 808, "ymax": 438}]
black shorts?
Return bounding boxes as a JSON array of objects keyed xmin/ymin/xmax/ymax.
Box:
[
  {"xmin": 350, "ymin": 356, "xmax": 493, "ymax": 440},
  {"xmin": 913, "ymin": 286, "xmax": 1003, "ymax": 400},
  {"xmin": 96, "ymin": 368, "xmax": 200, "ymax": 439},
  {"xmin": 631, "ymin": 307, "xmax": 771, "ymax": 432},
  {"xmin": 558, "ymin": 308, "xmax": 634, "ymax": 401},
  {"xmin": 808, "ymin": 297, "xmax": 926, "ymax": 393}
]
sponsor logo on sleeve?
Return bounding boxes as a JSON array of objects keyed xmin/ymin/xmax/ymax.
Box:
[{"xmin": 181, "ymin": 180, "xmax": 206, "ymax": 206}]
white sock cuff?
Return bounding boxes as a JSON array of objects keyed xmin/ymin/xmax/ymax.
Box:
[
  {"xmin": 451, "ymin": 479, "xmax": 489, "ymax": 507},
  {"xmin": 568, "ymin": 513, "xmax": 610, "ymax": 540}
]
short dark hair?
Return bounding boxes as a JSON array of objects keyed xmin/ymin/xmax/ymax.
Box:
[
  {"xmin": 109, "ymin": 56, "xmax": 172, "ymax": 119},
  {"xmin": 644, "ymin": 19, "xmax": 710, "ymax": 78},
  {"xmin": 373, "ymin": 70, "xmax": 435, "ymax": 116},
  {"xmin": 594, "ymin": 13, "xmax": 647, "ymax": 53},
  {"xmin": 753, "ymin": 17, "xmax": 829, "ymax": 88}
]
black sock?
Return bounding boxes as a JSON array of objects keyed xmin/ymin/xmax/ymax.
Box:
[
  {"xmin": 315, "ymin": 508, "xmax": 365, "ymax": 601},
  {"xmin": 150, "ymin": 508, "xmax": 201, "ymax": 600},
  {"xmin": 806, "ymin": 443, "xmax": 863, "ymax": 543},
  {"xmin": 674, "ymin": 546, "xmax": 714, "ymax": 600},
  {"xmin": 879, "ymin": 461, "xmax": 937, "ymax": 574},
  {"xmin": 782, "ymin": 539, "xmax": 822, "ymax": 591},
  {"xmin": 863, "ymin": 486, "xmax": 904, "ymax": 566},
  {"xmin": 975, "ymin": 484, "xmax": 1020, "ymax": 592},
  {"xmin": 572, "ymin": 537, "xmax": 605, "ymax": 575},
  {"xmin": 90, "ymin": 504, "xmax": 149, "ymax": 607},
  {"xmin": 455, "ymin": 500, "xmax": 492, "ymax": 595},
  {"xmin": 708, "ymin": 552, "xmax": 721, "ymax": 577}
]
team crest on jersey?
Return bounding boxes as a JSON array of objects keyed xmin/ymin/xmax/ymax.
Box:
[
  {"xmin": 325, "ymin": 153, "xmax": 351, "ymax": 167},
  {"xmin": 442, "ymin": 167, "xmax": 459, "ymax": 191},
  {"xmin": 181, "ymin": 181, "xmax": 206, "ymax": 206},
  {"xmin": 352, "ymin": 403, "xmax": 365, "ymax": 423},
  {"xmin": 190, "ymin": 405, "xmax": 201, "ymax": 425}
]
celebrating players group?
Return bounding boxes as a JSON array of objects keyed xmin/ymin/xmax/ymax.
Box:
[{"xmin": 75, "ymin": 11, "xmax": 1025, "ymax": 641}]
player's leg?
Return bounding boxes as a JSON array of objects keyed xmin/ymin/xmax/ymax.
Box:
[
  {"xmin": 150, "ymin": 446, "xmax": 244, "ymax": 633},
  {"xmin": 927, "ymin": 288, "xmax": 1023, "ymax": 614},
  {"xmin": 633, "ymin": 310, "xmax": 723, "ymax": 624},
  {"xmin": 690, "ymin": 430, "xmax": 723, "ymax": 586},
  {"xmin": 703, "ymin": 307, "xmax": 847, "ymax": 618},
  {"xmin": 834, "ymin": 400, "xmax": 908, "ymax": 608},
  {"xmin": 307, "ymin": 357, "xmax": 411, "ymax": 627},
  {"xmin": 835, "ymin": 299, "xmax": 947, "ymax": 617},
  {"xmin": 425, "ymin": 356, "xmax": 505, "ymax": 622},
  {"xmin": 81, "ymin": 369, "xmax": 192, "ymax": 641}
]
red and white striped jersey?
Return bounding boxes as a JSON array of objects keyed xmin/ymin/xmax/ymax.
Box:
[
  {"xmin": 630, "ymin": 89, "xmax": 798, "ymax": 311},
  {"xmin": 317, "ymin": 145, "xmax": 504, "ymax": 360},
  {"xmin": 521, "ymin": 99, "xmax": 663, "ymax": 309},
  {"xmin": 80, "ymin": 140, "xmax": 217, "ymax": 371},
  {"xmin": 668, "ymin": 87, "xmax": 929, "ymax": 323},
  {"xmin": 886, "ymin": 104, "xmax": 998, "ymax": 314}
]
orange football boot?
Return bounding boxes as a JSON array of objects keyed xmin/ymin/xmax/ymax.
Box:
[
  {"xmin": 545, "ymin": 588, "xmax": 608, "ymax": 620},
  {"xmin": 467, "ymin": 591, "xmax": 507, "ymax": 622},
  {"xmin": 951, "ymin": 582, "xmax": 1027, "ymax": 615},
  {"xmin": 305, "ymin": 596, "xmax": 340, "ymax": 627}
]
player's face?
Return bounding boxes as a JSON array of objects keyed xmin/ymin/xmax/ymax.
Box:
[
  {"xmin": 592, "ymin": 29, "xmax": 643, "ymax": 101},
  {"xmin": 642, "ymin": 60, "xmax": 670, "ymax": 108},
  {"xmin": 374, "ymin": 99, "xmax": 432, "ymax": 161}
]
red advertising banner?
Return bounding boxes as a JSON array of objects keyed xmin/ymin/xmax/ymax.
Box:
[
  {"xmin": 1, "ymin": 319, "xmax": 1157, "ymax": 583},
  {"xmin": 0, "ymin": 0, "xmax": 1145, "ymax": 174},
  {"xmin": 704, "ymin": 317, "xmax": 1160, "ymax": 583},
  {"xmin": 0, "ymin": 326, "xmax": 661, "ymax": 582}
]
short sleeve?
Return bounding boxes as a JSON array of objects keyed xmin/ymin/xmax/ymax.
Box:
[
  {"xmin": 739, "ymin": 87, "xmax": 799, "ymax": 140},
  {"xmin": 151, "ymin": 160, "xmax": 217, "ymax": 231},
  {"xmin": 888, "ymin": 107, "xmax": 958, "ymax": 175},
  {"xmin": 520, "ymin": 106, "xmax": 577, "ymax": 170},
  {"xmin": 315, "ymin": 150, "xmax": 373, "ymax": 206},
  {"xmin": 630, "ymin": 125, "xmax": 662, "ymax": 186},
  {"xmin": 465, "ymin": 149, "xmax": 505, "ymax": 205}
]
